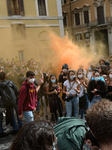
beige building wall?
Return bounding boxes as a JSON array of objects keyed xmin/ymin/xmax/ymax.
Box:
[{"xmin": 0, "ymin": 0, "xmax": 64, "ymax": 61}]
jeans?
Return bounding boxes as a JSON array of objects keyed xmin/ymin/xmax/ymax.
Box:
[
  {"xmin": 85, "ymin": 93, "xmax": 90, "ymax": 109},
  {"xmin": 23, "ymin": 111, "xmax": 34, "ymax": 123},
  {"xmin": 66, "ymin": 96, "xmax": 79, "ymax": 118},
  {"xmin": 80, "ymin": 109, "xmax": 84, "ymax": 119},
  {"xmin": 90, "ymin": 95, "xmax": 102, "ymax": 107},
  {"xmin": 36, "ymin": 100, "xmax": 40, "ymax": 112},
  {"xmin": 13, "ymin": 105, "xmax": 23, "ymax": 128},
  {"xmin": 0, "ymin": 107, "xmax": 20, "ymax": 133}
]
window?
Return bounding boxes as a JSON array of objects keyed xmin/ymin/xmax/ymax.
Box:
[
  {"xmin": 75, "ymin": 13, "xmax": 80, "ymax": 26},
  {"xmin": 19, "ymin": 50, "xmax": 24, "ymax": 62},
  {"xmin": 11, "ymin": 23, "xmax": 26, "ymax": 39},
  {"xmin": 38, "ymin": 0, "xmax": 47, "ymax": 16},
  {"xmin": 63, "ymin": 16, "xmax": 67, "ymax": 27},
  {"xmin": 84, "ymin": 11, "xmax": 89, "ymax": 24},
  {"xmin": 84, "ymin": 32, "xmax": 90, "ymax": 39},
  {"xmin": 7, "ymin": 0, "xmax": 25, "ymax": 16},
  {"xmin": 75, "ymin": 33, "xmax": 82, "ymax": 41},
  {"xmin": 97, "ymin": 6, "xmax": 105, "ymax": 24},
  {"xmin": 64, "ymin": 0, "xmax": 66, "ymax": 4},
  {"xmin": 63, "ymin": 12, "xmax": 68, "ymax": 27}
]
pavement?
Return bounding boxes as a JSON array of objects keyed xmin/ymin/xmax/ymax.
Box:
[{"xmin": 0, "ymin": 124, "xmax": 16, "ymax": 150}]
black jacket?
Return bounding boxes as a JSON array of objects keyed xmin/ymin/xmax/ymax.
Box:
[
  {"xmin": 58, "ymin": 73, "xmax": 67, "ymax": 88},
  {"xmin": 88, "ymin": 80, "xmax": 106, "ymax": 102},
  {"xmin": 0, "ymin": 80, "xmax": 19, "ymax": 107}
]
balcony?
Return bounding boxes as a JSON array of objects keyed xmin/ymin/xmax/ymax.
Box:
[{"xmin": 86, "ymin": 17, "xmax": 112, "ymax": 28}]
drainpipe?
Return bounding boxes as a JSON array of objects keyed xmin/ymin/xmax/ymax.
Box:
[{"xmin": 69, "ymin": 0, "xmax": 73, "ymax": 37}]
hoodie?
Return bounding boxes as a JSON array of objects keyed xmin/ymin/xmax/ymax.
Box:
[{"xmin": 18, "ymin": 80, "xmax": 37, "ymax": 115}]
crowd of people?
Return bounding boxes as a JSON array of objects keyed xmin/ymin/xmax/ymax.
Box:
[{"xmin": 1, "ymin": 55, "xmax": 112, "ymax": 150}]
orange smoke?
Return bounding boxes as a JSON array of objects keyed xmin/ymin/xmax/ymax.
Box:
[{"xmin": 49, "ymin": 32, "xmax": 96, "ymax": 71}]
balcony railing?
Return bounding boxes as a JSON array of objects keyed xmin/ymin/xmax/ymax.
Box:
[{"xmin": 86, "ymin": 17, "xmax": 112, "ymax": 28}]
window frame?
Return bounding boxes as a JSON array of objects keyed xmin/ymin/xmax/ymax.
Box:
[
  {"xmin": 35, "ymin": 0, "xmax": 49, "ymax": 16},
  {"xmin": 75, "ymin": 32, "xmax": 83, "ymax": 41},
  {"xmin": 7, "ymin": 0, "xmax": 25, "ymax": 16}
]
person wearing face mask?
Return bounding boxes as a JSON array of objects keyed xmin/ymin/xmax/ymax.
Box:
[
  {"xmin": 83, "ymin": 130, "xmax": 100, "ymax": 150},
  {"xmin": 58, "ymin": 64, "xmax": 69, "ymax": 88},
  {"xmin": 87, "ymin": 65, "xmax": 94, "ymax": 81},
  {"xmin": 77, "ymin": 70, "xmax": 88, "ymax": 119},
  {"xmin": 18, "ymin": 71, "xmax": 43, "ymax": 123},
  {"xmin": 107, "ymin": 69, "xmax": 112, "ymax": 101},
  {"xmin": 46, "ymin": 74, "xmax": 63, "ymax": 122},
  {"xmin": 88, "ymin": 71, "xmax": 106, "ymax": 107},
  {"xmin": 63, "ymin": 70, "xmax": 80, "ymax": 118}
]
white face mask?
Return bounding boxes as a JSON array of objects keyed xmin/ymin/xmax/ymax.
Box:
[
  {"xmin": 63, "ymin": 69, "xmax": 67, "ymax": 73},
  {"xmin": 78, "ymin": 74, "xmax": 83, "ymax": 79},
  {"xmin": 109, "ymin": 74, "xmax": 112, "ymax": 79},
  {"xmin": 29, "ymin": 78, "xmax": 35, "ymax": 83}
]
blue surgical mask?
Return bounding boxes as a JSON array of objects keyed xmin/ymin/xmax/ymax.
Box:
[
  {"xmin": 70, "ymin": 75, "xmax": 75, "ymax": 80},
  {"xmin": 89, "ymin": 68, "xmax": 91, "ymax": 71},
  {"xmin": 95, "ymin": 77, "xmax": 100, "ymax": 81},
  {"xmin": 83, "ymin": 143, "xmax": 91, "ymax": 150},
  {"xmin": 51, "ymin": 80, "xmax": 56, "ymax": 83}
]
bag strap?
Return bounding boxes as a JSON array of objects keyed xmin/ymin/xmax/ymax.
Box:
[
  {"xmin": 22, "ymin": 84, "xmax": 36, "ymax": 95},
  {"xmin": 23, "ymin": 84, "xmax": 29, "ymax": 94},
  {"xmin": 68, "ymin": 81, "xmax": 75, "ymax": 92}
]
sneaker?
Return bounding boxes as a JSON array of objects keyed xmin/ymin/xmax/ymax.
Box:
[
  {"xmin": 0, "ymin": 132, "xmax": 9, "ymax": 138},
  {"xmin": 10, "ymin": 130, "xmax": 18, "ymax": 135}
]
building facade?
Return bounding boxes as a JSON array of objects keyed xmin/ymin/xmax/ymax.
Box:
[
  {"xmin": 62, "ymin": 0, "xmax": 112, "ymax": 56},
  {"xmin": 0, "ymin": 0, "xmax": 64, "ymax": 61}
]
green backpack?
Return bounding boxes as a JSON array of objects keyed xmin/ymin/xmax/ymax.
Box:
[{"xmin": 53, "ymin": 117, "xmax": 87, "ymax": 150}]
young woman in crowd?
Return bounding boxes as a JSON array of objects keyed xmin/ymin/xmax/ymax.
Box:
[
  {"xmin": 88, "ymin": 70, "xmax": 106, "ymax": 107},
  {"xmin": 10, "ymin": 120, "xmax": 57, "ymax": 150},
  {"xmin": 99, "ymin": 58, "xmax": 105, "ymax": 65},
  {"xmin": 46, "ymin": 74, "xmax": 63, "ymax": 122},
  {"xmin": 87, "ymin": 65, "xmax": 94, "ymax": 81},
  {"xmin": 39, "ymin": 73, "xmax": 49, "ymax": 120},
  {"xmin": 99, "ymin": 65, "xmax": 108, "ymax": 76},
  {"xmin": 77, "ymin": 69, "xmax": 89, "ymax": 119},
  {"xmin": 63, "ymin": 70, "xmax": 80, "ymax": 118},
  {"xmin": 107, "ymin": 69, "xmax": 112, "ymax": 101}
]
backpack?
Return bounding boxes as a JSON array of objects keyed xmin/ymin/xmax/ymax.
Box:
[
  {"xmin": 54, "ymin": 117, "xmax": 87, "ymax": 150},
  {"xmin": 0, "ymin": 82, "xmax": 17, "ymax": 108}
]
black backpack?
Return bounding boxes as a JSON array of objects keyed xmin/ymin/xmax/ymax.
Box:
[{"xmin": 0, "ymin": 82, "xmax": 17, "ymax": 108}]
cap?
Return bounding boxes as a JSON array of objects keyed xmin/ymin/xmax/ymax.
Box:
[{"xmin": 62, "ymin": 64, "xmax": 68, "ymax": 69}]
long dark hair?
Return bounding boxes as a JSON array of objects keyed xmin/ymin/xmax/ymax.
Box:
[
  {"xmin": 43, "ymin": 73, "xmax": 49, "ymax": 84},
  {"xmin": 10, "ymin": 120, "xmax": 56, "ymax": 150},
  {"xmin": 100, "ymin": 65, "xmax": 108, "ymax": 75},
  {"xmin": 49, "ymin": 74, "xmax": 58, "ymax": 91}
]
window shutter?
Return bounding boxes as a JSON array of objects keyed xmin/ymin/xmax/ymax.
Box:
[
  {"xmin": 97, "ymin": 6, "xmax": 104, "ymax": 24},
  {"xmin": 75, "ymin": 13, "xmax": 80, "ymax": 26},
  {"xmin": 7, "ymin": 0, "xmax": 12, "ymax": 16},
  {"xmin": 84, "ymin": 11, "xmax": 89, "ymax": 24},
  {"xmin": 19, "ymin": 0, "xmax": 25, "ymax": 16}
]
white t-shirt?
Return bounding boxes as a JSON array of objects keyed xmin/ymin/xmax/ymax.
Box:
[
  {"xmin": 87, "ymin": 72, "xmax": 92, "ymax": 80},
  {"xmin": 63, "ymin": 80, "xmax": 79, "ymax": 95}
]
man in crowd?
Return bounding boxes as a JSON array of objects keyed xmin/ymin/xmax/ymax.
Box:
[
  {"xmin": 18, "ymin": 71, "xmax": 43, "ymax": 123},
  {"xmin": 58, "ymin": 63, "xmax": 69, "ymax": 88},
  {"xmin": 0, "ymin": 72, "xmax": 22, "ymax": 138},
  {"xmin": 86, "ymin": 99, "xmax": 112, "ymax": 150}
]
